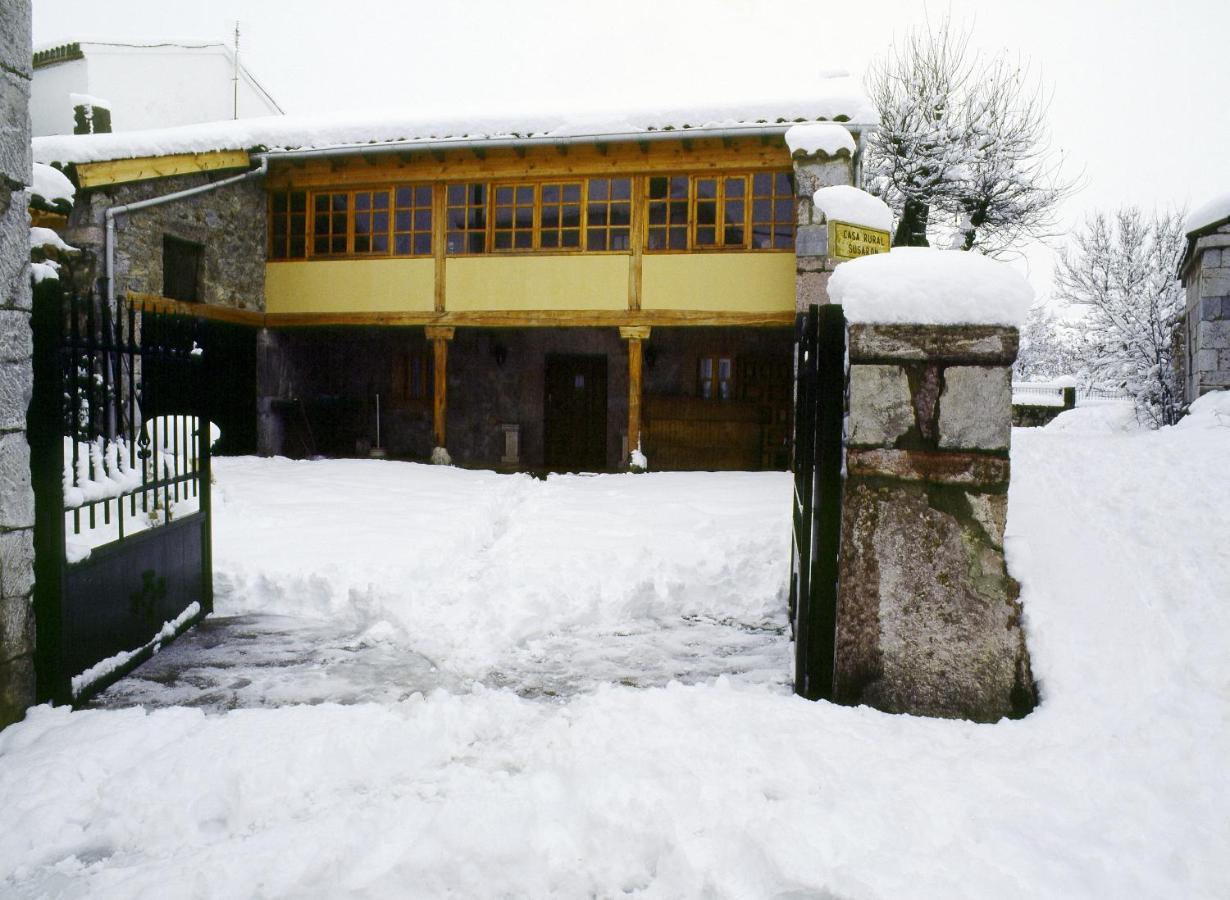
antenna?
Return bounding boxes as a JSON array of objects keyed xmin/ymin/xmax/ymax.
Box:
[{"xmin": 232, "ymin": 21, "xmax": 240, "ymax": 120}]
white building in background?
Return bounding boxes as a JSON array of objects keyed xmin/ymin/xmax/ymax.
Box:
[{"xmin": 31, "ymin": 38, "xmax": 283, "ymax": 136}]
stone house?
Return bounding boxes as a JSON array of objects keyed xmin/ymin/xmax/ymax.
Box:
[
  {"xmin": 1178, "ymin": 196, "xmax": 1230, "ymax": 404},
  {"xmin": 33, "ymin": 88, "xmax": 877, "ymax": 472}
]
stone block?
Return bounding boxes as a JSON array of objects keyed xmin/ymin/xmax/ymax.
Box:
[
  {"xmin": 1202, "ymin": 296, "xmax": 1224, "ymax": 319},
  {"xmin": 846, "ymin": 448, "xmax": 1011, "ymax": 487},
  {"xmin": 795, "ymin": 223, "xmax": 828, "ymax": 258},
  {"xmin": 795, "ymin": 270, "xmax": 832, "ymax": 310},
  {"xmin": 1199, "ymin": 320, "xmax": 1230, "ymax": 350},
  {"xmin": 0, "ymin": 432, "xmax": 33, "ymax": 529},
  {"xmin": 0, "ymin": 528, "xmax": 34, "ymax": 598},
  {"xmin": 848, "ymin": 324, "xmax": 1018, "ymax": 365},
  {"xmin": 0, "ymin": 588, "xmax": 32, "ymax": 661},
  {"xmin": 0, "ymin": 0, "xmax": 32, "ymax": 78},
  {"xmin": 967, "ymin": 491, "xmax": 1008, "ymax": 550},
  {"xmin": 1196, "ymin": 348, "xmax": 1219, "ymax": 371},
  {"xmin": 0, "ymin": 309, "xmax": 31, "ymax": 363},
  {"xmin": 0, "ymin": 359, "xmax": 31, "ymax": 431},
  {"xmin": 0, "ymin": 652, "xmax": 34, "ymax": 730},
  {"xmin": 1200, "ymin": 270, "xmax": 1230, "ymax": 299},
  {"xmin": 849, "ymin": 364, "xmax": 914, "ymax": 447},
  {"xmin": 0, "ymin": 192, "xmax": 31, "ymax": 312},
  {"xmin": 836, "ymin": 480, "xmax": 1034, "ymax": 722},
  {"xmin": 0, "ymin": 68, "xmax": 31, "ymax": 187},
  {"xmin": 938, "ymin": 366, "xmax": 1012, "ymax": 451},
  {"xmin": 1202, "ymin": 248, "xmax": 1221, "ymax": 268}
]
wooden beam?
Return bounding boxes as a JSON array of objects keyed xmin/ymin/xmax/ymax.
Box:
[
  {"xmin": 123, "ymin": 292, "xmax": 265, "ymax": 325},
  {"xmin": 431, "ymin": 332, "xmax": 449, "ymax": 449},
  {"xmin": 76, "ymin": 150, "xmax": 251, "ymax": 189},
  {"xmin": 267, "ymin": 137, "xmax": 791, "ymax": 188},
  {"xmin": 618, "ymin": 326, "xmax": 651, "ymax": 340},
  {"xmin": 262, "ymin": 309, "xmax": 794, "ymax": 328},
  {"xmin": 626, "ymin": 335, "xmax": 644, "ymax": 463},
  {"xmin": 424, "ymin": 325, "xmax": 455, "ymax": 341},
  {"xmin": 628, "ymin": 175, "xmax": 644, "ymax": 312},
  {"xmin": 470, "ymin": 147, "xmax": 486, "ymax": 160},
  {"xmin": 432, "ymin": 183, "xmax": 446, "ymax": 313}
]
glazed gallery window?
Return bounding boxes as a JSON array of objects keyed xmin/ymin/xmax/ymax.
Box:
[
  {"xmin": 585, "ymin": 177, "xmax": 631, "ymax": 250},
  {"xmin": 269, "ymin": 190, "xmax": 307, "ymax": 259},
  {"xmin": 647, "ymin": 173, "xmax": 795, "ymax": 252},
  {"xmin": 269, "ymin": 187, "xmax": 432, "ymax": 259},
  {"xmin": 446, "ymin": 183, "xmax": 488, "ymax": 254}
]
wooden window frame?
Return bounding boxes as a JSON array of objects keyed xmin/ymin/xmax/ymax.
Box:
[
  {"xmin": 697, "ymin": 354, "xmax": 736, "ymax": 401},
  {"xmin": 273, "ymin": 168, "xmax": 793, "ymax": 261},
  {"xmin": 490, "ymin": 181, "xmax": 539, "ymax": 252},
  {"xmin": 268, "ymin": 189, "xmax": 307, "ymax": 260}
]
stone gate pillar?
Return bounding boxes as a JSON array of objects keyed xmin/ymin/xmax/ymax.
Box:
[
  {"xmin": 0, "ymin": 0, "xmax": 36, "ymax": 729},
  {"xmin": 835, "ymin": 321, "xmax": 1036, "ymax": 721},
  {"xmin": 787, "ymin": 123, "xmax": 857, "ymax": 311}
]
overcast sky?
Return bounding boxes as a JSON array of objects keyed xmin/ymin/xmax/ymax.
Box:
[{"xmin": 32, "ymin": 0, "xmax": 1230, "ymax": 299}]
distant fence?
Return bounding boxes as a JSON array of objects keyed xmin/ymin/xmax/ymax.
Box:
[{"xmin": 1012, "ymin": 383, "xmax": 1133, "ymax": 406}]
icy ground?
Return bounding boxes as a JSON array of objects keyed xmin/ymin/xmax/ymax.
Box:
[{"xmin": 2, "ymin": 401, "xmax": 1229, "ymax": 899}]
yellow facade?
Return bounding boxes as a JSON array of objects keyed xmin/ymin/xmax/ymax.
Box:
[
  {"xmin": 445, "ymin": 255, "xmax": 629, "ymax": 312},
  {"xmin": 641, "ymin": 254, "xmax": 795, "ymax": 313},
  {"xmin": 265, "ymin": 259, "xmax": 435, "ymax": 314}
]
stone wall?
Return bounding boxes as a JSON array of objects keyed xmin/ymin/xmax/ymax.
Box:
[
  {"xmin": 791, "ymin": 148, "xmax": 856, "ymax": 311},
  {"xmin": 0, "ymin": 0, "xmax": 35, "ymax": 729},
  {"xmin": 63, "ymin": 170, "xmax": 265, "ymax": 308},
  {"xmin": 1180, "ymin": 222, "xmax": 1230, "ymax": 403},
  {"xmin": 836, "ymin": 323, "xmax": 1036, "ymax": 722}
]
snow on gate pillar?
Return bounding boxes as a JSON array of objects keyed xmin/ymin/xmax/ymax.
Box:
[{"xmin": 828, "ymin": 250, "xmax": 1038, "ymax": 723}]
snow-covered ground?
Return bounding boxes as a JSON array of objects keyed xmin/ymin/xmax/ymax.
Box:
[{"xmin": 1, "ymin": 399, "xmax": 1228, "ymax": 898}]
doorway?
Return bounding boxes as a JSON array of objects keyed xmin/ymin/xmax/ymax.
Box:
[{"xmin": 544, "ymin": 354, "xmax": 608, "ymax": 471}]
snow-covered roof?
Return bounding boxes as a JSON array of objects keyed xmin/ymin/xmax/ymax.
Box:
[
  {"xmin": 828, "ymin": 247, "xmax": 1034, "ymax": 327},
  {"xmin": 1185, "ymin": 192, "xmax": 1230, "ymax": 236},
  {"xmin": 812, "ymin": 185, "xmax": 892, "ymax": 233},
  {"xmin": 33, "ymin": 80, "xmax": 876, "ymax": 167},
  {"xmin": 783, "ymin": 122, "xmax": 857, "ymax": 158}
]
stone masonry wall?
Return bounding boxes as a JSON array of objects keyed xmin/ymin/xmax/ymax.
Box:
[
  {"xmin": 791, "ymin": 148, "xmax": 855, "ymax": 311},
  {"xmin": 1181, "ymin": 223, "xmax": 1230, "ymax": 403},
  {"xmin": 836, "ymin": 323, "xmax": 1036, "ymax": 723},
  {"xmin": 63, "ymin": 170, "xmax": 265, "ymax": 309},
  {"xmin": 0, "ymin": 0, "xmax": 36, "ymax": 729}
]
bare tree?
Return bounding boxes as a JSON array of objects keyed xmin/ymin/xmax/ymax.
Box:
[
  {"xmin": 1014, "ymin": 302, "xmax": 1085, "ymax": 383},
  {"xmin": 1053, "ymin": 208, "xmax": 1186, "ymax": 427},
  {"xmin": 865, "ymin": 17, "xmax": 1077, "ymax": 255},
  {"xmin": 864, "ymin": 17, "xmax": 970, "ymax": 248}
]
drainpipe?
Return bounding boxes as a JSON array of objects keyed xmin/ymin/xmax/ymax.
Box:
[{"xmin": 104, "ymin": 154, "xmax": 268, "ymax": 307}]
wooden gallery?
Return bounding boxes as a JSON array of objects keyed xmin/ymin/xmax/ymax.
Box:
[{"xmin": 35, "ymin": 99, "xmax": 874, "ymax": 471}]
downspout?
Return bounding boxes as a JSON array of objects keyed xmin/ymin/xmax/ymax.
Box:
[{"xmin": 104, "ymin": 154, "xmax": 268, "ymax": 307}]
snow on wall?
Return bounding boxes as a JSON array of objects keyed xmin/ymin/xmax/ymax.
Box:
[
  {"xmin": 783, "ymin": 122, "xmax": 856, "ymax": 157},
  {"xmin": 1185, "ymin": 192, "xmax": 1230, "ymax": 235},
  {"xmin": 31, "ymin": 162, "xmax": 75, "ymax": 206},
  {"xmin": 829, "ymin": 247, "xmax": 1034, "ymax": 326},
  {"xmin": 33, "ymin": 78, "xmax": 877, "ymax": 165},
  {"xmin": 812, "ymin": 185, "xmax": 892, "ymax": 233}
]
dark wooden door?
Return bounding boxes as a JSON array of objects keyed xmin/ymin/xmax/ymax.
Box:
[{"xmin": 544, "ymin": 354, "xmax": 607, "ymax": 471}]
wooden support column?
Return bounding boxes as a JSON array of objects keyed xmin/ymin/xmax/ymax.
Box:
[
  {"xmin": 425, "ymin": 326, "xmax": 455, "ymax": 451},
  {"xmin": 620, "ymin": 325, "xmax": 651, "ymax": 463}
]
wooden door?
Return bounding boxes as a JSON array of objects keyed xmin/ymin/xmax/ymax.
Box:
[{"xmin": 544, "ymin": 354, "xmax": 607, "ymax": 471}]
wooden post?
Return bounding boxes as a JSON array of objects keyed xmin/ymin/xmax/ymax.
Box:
[
  {"xmin": 619, "ymin": 325, "xmax": 651, "ymax": 464},
  {"xmin": 425, "ymin": 326, "xmax": 454, "ymax": 450}
]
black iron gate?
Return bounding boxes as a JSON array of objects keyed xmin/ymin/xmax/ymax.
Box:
[
  {"xmin": 789, "ymin": 303, "xmax": 846, "ymax": 701},
  {"xmin": 29, "ymin": 287, "xmax": 212, "ymax": 705}
]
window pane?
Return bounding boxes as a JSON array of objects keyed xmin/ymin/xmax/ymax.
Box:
[
  {"xmin": 563, "ymin": 184, "xmax": 581, "ymax": 203},
  {"xmin": 753, "ymin": 172, "xmax": 771, "ymax": 194},
  {"xmin": 496, "ymin": 186, "xmax": 513, "ymax": 205},
  {"xmin": 610, "ymin": 228, "xmax": 629, "ymax": 250},
  {"xmin": 612, "ymin": 178, "xmax": 631, "ymax": 200},
  {"xmin": 273, "ymin": 193, "xmax": 288, "ymax": 214},
  {"xmin": 589, "ymin": 178, "xmax": 609, "ymax": 201},
  {"xmin": 588, "ymin": 205, "xmax": 607, "ymax": 227},
  {"xmin": 356, "ymin": 192, "xmax": 371, "ymax": 211},
  {"xmin": 542, "ymin": 232, "xmax": 559, "ymax": 248},
  {"xmin": 775, "ymin": 199, "xmax": 793, "ymax": 222},
  {"xmin": 355, "ymin": 234, "xmax": 370, "ymax": 253},
  {"xmin": 610, "ymin": 203, "xmax": 630, "ymax": 226},
  {"xmin": 447, "ymin": 184, "xmax": 466, "ymax": 205},
  {"xmin": 516, "ymin": 185, "xmax": 533, "ymax": 204},
  {"xmin": 414, "ymin": 209, "xmax": 431, "ymax": 230},
  {"xmin": 542, "ymin": 207, "xmax": 560, "ymax": 228},
  {"xmin": 649, "ymin": 177, "xmax": 668, "ymax": 198},
  {"xmin": 395, "ymin": 211, "xmax": 412, "ymax": 231},
  {"xmin": 372, "ymin": 234, "xmax": 388, "ymax": 253},
  {"xmin": 373, "ymin": 212, "xmax": 388, "ymax": 232},
  {"xmin": 669, "ymin": 227, "xmax": 687, "ymax": 249},
  {"xmin": 374, "ymin": 191, "xmax": 389, "ymax": 209},
  {"xmin": 587, "ymin": 229, "xmax": 606, "ymax": 251},
  {"xmin": 562, "ymin": 230, "xmax": 579, "ymax": 248},
  {"xmin": 290, "ymin": 192, "xmax": 306, "ymax": 213},
  {"xmin": 395, "ymin": 234, "xmax": 411, "ymax": 255},
  {"xmin": 315, "ymin": 195, "xmax": 329, "ymax": 213},
  {"xmin": 396, "ymin": 187, "xmax": 413, "ymax": 206},
  {"xmin": 542, "ymin": 184, "xmax": 560, "ymax": 204},
  {"xmin": 514, "ymin": 231, "xmax": 532, "ymax": 249},
  {"xmin": 413, "ymin": 234, "xmax": 432, "ymax": 255},
  {"xmin": 494, "ymin": 232, "xmax": 511, "ymax": 250},
  {"xmin": 696, "ymin": 226, "xmax": 716, "ymax": 246},
  {"xmin": 415, "ymin": 185, "xmax": 432, "ymax": 206}
]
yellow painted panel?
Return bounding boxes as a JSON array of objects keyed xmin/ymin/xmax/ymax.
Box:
[
  {"xmin": 76, "ymin": 151, "xmax": 251, "ymax": 188},
  {"xmin": 446, "ymin": 255, "xmax": 628, "ymax": 311},
  {"xmin": 264, "ymin": 259, "xmax": 436, "ymax": 314},
  {"xmin": 641, "ymin": 253, "xmax": 795, "ymax": 312}
]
